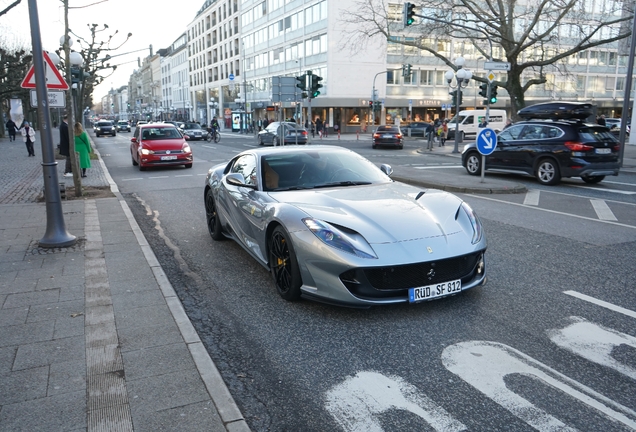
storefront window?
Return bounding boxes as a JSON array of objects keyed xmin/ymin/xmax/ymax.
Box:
[{"xmin": 347, "ymin": 108, "xmax": 362, "ymax": 125}]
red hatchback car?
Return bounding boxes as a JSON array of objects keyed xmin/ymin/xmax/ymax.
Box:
[{"xmin": 130, "ymin": 124, "xmax": 193, "ymax": 171}]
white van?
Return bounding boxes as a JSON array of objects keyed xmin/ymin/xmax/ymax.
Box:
[{"xmin": 447, "ymin": 109, "xmax": 507, "ymax": 140}]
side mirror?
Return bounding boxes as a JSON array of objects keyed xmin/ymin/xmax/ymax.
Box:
[
  {"xmin": 131, "ymin": 137, "xmax": 137, "ymax": 143},
  {"xmin": 380, "ymin": 164, "xmax": 393, "ymax": 176},
  {"xmin": 225, "ymin": 173, "xmax": 256, "ymax": 188}
]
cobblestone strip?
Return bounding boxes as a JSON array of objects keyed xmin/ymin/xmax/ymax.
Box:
[
  {"xmin": 83, "ymin": 200, "xmax": 134, "ymax": 432},
  {"xmin": 0, "ymin": 163, "xmax": 43, "ymax": 204}
]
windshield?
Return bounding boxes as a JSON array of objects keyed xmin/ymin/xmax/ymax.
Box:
[
  {"xmin": 261, "ymin": 150, "xmax": 391, "ymax": 191},
  {"xmin": 183, "ymin": 123, "xmax": 201, "ymax": 130}
]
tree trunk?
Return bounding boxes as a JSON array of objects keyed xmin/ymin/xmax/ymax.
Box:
[{"xmin": 506, "ymin": 66, "xmax": 526, "ymax": 121}]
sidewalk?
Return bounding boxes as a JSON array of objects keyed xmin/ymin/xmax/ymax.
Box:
[{"xmin": 0, "ymin": 133, "xmax": 249, "ymax": 431}]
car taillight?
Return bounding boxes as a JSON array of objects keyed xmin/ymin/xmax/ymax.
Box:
[
  {"xmin": 301, "ymin": 131, "xmax": 307, "ymax": 136},
  {"xmin": 396, "ymin": 134, "xmax": 403, "ymax": 139},
  {"xmin": 564, "ymin": 141, "xmax": 593, "ymax": 151},
  {"xmin": 613, "ymin": 144, "xmax": 620, "ymax": 151},
  {"xmin": 373, "ymin": 133, "xmax": 380, "ymax": 139}
]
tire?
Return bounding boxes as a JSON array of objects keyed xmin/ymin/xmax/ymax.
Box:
[
  {"xmin": 273, "ymin": 136, "xmax": 279, "ymax": 147},
  {"xmin": 185, "ymin": 163, "xmax": 193, "ymax": 169},
  {"xmin": 205, "ymin": 189, "xmax": 224, "ymax": 241},
  {"xmin": 258, "ymin": 136, "xmax": 264, "ymax": 146},
  {"xmin": 268, "ymin": 226, "xmax": 302, "ymax": 301},
  {"xmin": 214, "ymin": 132, "xmax": 221, "ymax": 143},
  {"xmin": 139, "ymin": 163, "xmax": 146, "ymax": 171},
  {"xmin": 372, "ymin": 144, "xmax": 377, "ymax": 149},
  {"xmin": 465, "ymin": 152, "xmax": 481, "ymax": 175},
  {"xmin": 131, "ymin": 152, "xmax": 138, "ymax": 166},
  {"xmin": 582, "ymin": 175, "xmax": 605, "ymax": 184},
  {"xmin": 535, "ymin": 158, "xmax": 561, "ymax": 185}
]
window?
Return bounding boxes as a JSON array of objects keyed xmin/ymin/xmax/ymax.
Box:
[
  {"xmin": 387, "ymin": 70, "xmax": 396, "ymax": 85},
  {"xmin": 231, "ymin": 154, "xmax": 258, "ymax": 186},
  {"xmin": 420, "ymin": 70, "xmax": 433, "ymax": 86}
]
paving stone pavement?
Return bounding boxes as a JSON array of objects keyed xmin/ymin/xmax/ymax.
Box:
[{"xmin": 0, "ymin": 132, "xmax": 249, "ymax": 431}]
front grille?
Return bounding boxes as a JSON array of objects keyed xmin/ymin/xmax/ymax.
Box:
[
  {"xmin": 154, "ymin": 150, "xmax": 184, "ymax": 155},
  {"xmin": 339, "ymin": 252, "xmax": 483, "ymax": 299}
]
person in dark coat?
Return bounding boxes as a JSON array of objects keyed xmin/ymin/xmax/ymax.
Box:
[
  {"xmin": 315, "ymin": 117, "xmax": 323, "ymax": 138},
  {"xmin": 59, "ymin": 114, "xmax": 72, "ymax": 176},
  {"xmin": 5, "ymin": 119, "xmax": 17, "ymax": 141}
]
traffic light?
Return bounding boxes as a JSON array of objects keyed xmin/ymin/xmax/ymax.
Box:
[
  {"xmin": 403, "ymin": 2, "xmax": 416, "ymax": 27},
  {"xmin": 310, "ymin": 74, "xmax": 323, "ymax": 98},
  {"xmin": 402, "ymin": 64, "xmax": 412, "ymax": 78},
  {"xmin": 479, "ymin": 83, "xmax": 488, "ymax": 99},
  {"xmin": 296, "ymin": 74, "xmax": 306, "ymax": 91},
  {"xmin": 374, "ymin": 101, "xmax": 382, "ymax": 111},
  {"xmin": 70, "ymin": 67, "xmax": 81, "ymax": 84},
  {"xmin": 490, "ymin": 85, "xmax": 498, "ymax": 104},
  {"xmin": 301, "ymin": 92, "xmax": 308, "ymax": 99},
  {"xmin": 450, "ymin": 90, "xmax": 457, "ymax": 107},
  {"xmin": 369, "ymin": 100, "xmax": 373, "ymax": 108}
]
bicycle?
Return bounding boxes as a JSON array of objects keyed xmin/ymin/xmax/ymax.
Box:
[{"xmin": 206, "ymin": 128, "xmax": 221, "ymax": 143}]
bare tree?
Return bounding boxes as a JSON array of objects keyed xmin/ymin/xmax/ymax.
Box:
[{"xmin": 341, "ymin": 0, "xmax": 633, "ymax": 117}]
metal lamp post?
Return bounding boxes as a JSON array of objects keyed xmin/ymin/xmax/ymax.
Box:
[{"xmin": 445, "ymin": 57, "xmax": 472, "ymax": 154}]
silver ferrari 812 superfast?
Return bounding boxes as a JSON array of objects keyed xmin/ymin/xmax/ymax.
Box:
[{"xmin": 204, "ymin": 145, "xmax": 486, "ymax": 307}]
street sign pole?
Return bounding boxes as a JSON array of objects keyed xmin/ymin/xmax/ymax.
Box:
[
  {"xmin": 476, "ymin": 128, "xmax": 497, "ymax": 183},
  {"xmin": 26, "ymin": 0, "xmax": 76, "ymax": 248}
]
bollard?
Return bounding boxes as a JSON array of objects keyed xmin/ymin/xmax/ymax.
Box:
[
  {"xmin": 59, "ymin": 183, "xmax": 66, "ymax": 200},
  {"xmin": 357, "ymin": 130, "xmax": 359, "ymax": 140},
  {"xmin": 338, "ymin": 130, "xmax": 340, "ymax": 140}
]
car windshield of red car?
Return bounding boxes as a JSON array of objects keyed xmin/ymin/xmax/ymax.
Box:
[{"xmin": 141, "ymin": 128, "xmax": 181, "ymax": 140}]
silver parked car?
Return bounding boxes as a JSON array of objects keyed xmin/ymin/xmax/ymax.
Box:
[{"xmin": 204, "ymin": 145, "xmax": 487, "ymax": 307}]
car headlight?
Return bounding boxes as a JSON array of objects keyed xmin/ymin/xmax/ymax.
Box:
[
  {"xmin": 459, "ymin": 202, "xmax": 483, "ymax": 245},
  {"xmin": 303, "ymin": 218, "xmax": 377, "ymax": 259},
  {"xmin": 140, "ymin": 148, "xmax": 153, "ymax": 155},
  {"xmin": 183, "ymin": 144, "xmax": 191, "ymax": 153}
]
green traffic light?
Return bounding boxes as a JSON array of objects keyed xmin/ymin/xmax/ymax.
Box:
[
  {"xmin": 312, "ymin": 91, "xmax": 320, "ymax": 98},
  {"xmin": 490, "ymin": 97, "xmax": 497, "ymax": 104}
]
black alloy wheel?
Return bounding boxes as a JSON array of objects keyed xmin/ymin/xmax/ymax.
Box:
[
  {"xmin": 269, "ymin": 226, "xmax": 302, "ymax": 301},
  {"xmin": 465, "ymin": 152, "xmax": 481, "ymax": 175},
  {"xmin": 582, "ymin": 175, "xmax": 605, "ymax": 184},
  {"xmin": 205, "ymin": 189, "xmax": 224, "ymax": 240},
  {"xmin": 535, "ymin": 158, "xmax": 561, "ymax": 185}
]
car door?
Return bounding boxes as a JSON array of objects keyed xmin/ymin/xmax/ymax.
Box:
[
  {"xmin": 221, "ymin": 154, "xmax": 266, "ymax": 258},
  {"xmin": 130, "ymin": 127, "xmax": 141, "ymax": 163},
  {"xmin": 488, "ymin": 124, "xmax": 526, "ymax": 169}
]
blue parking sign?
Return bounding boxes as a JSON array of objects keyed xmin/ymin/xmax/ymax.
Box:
[{"xmin": 476, "ymin": 128, "xmax": 497, "ymax": 155}]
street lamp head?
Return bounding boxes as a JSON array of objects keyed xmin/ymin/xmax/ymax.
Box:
[
  {"xmin": 454, "ymin": 56, "xmax": 466, "ymax": 68},
  {"xmin": 456, "ymin": 69, "xmax": 467, "ymax": 80},
  {"xmin": 69, "ymin": 51, "xmax": 83, "ymax": 66},
  {"xmin": 46, "ymin": 51, "xmax": 61, "ymax": 66},
  {"xmin": 444, "ymin": 70, "xmax": 455, "ymax": 84},
  {"xmin": 59, "ymin": 35, "xmax": 73, "ymax": 47}
]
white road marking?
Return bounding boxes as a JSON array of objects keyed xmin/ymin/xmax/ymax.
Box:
[
  {"xmin": 591, "ymin": 199, "xmax": 618, "ymax": 221},
  {"xmin": 413, "ymin": 165, "xmax": 464, "ymax": 169},
  {"xmin": 202, "ymin": 145, "xmax": 217, "ymax": 149},
  {"xmin": 442, "ymin": 341, "xmax": 636, "ymax": 431},
  {"xmin": 121, "ymin": 178, "xmax": 143, "ymax": 181},
  {"xmin": 523, "ymin": 189, "xmax": 540, "ymax": 206},
  {"xmin": 548, "ymin": 317, "xmax": 636, "ymax": 380},
  {"xmin": 469, "ymin": 195, "xmax": 636, "ymax": 230},
  {"xmin": 174, "ymin": 174, "xmax": 194, "ymax": 177},
  {"xmin": 563, "ymin": 290, "xmax": 636, "ymax": 319},
  {"xmin": 571, "ymin": 185, "xmax": 636, "ymax": 195},
  {"xmin": 325, "ymin": 371, "xmax": 466, "ymax": 432},
  {"xmin": 603, "ymin": 180, "xmax": 636, "ymax": 187},
  {"xmin": 149, "ymin": 176, "xmax": 169, "ymax": 179}
]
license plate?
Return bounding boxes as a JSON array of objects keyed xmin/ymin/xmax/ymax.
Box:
[
  {"xmin": 383, "ymin": 134, "xmax": 392, "ymax": 138},
  {"xmin": 161, "ymin": 155, "xmax": 177, "ymax": 160},
  {"xmin": 595, "ymin": 148, "xmax": 611, "ymax": 154},
  {"xmin": 408, "ymin": 279, "xmax": 462, "ymax": 303}
]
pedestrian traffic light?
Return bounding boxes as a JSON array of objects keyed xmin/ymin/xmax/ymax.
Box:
[
  {"xmin": 310, "ymin": 74, "xmax": 323, "ymax": 98},
  {"xmin": 490, "ymin": 85, "xmax": 498, "ymax": 104},
  {"xmin": 402, "ymin": 64, "xmax": 412, "ymax": 78},
  {"xmin": 70, "ymin": 67, "xmax": 81, "ymax": 84},
  {"xmin": 374, "ymin": 101, "xmax": 382, "ymax": 111},
  {"xmin": 301, "ymin": 92, "xmax": 308, "ymax": 99},
  {"xmin": 369, "ymin": 100, "xmax": 373, "ymax": 108},
  {"xmin": 296, "ymin": 74, "xmax": 306, "ymax": 91},
  {"xmin": 450, "ymin": 90, "xmax": 457, "ymax": 107},
  {"xmin": 403, "ymin": 2, "xmax": 416, "ymax": 27}
]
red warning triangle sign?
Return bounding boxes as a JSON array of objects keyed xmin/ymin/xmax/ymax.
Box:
[{"xmin": 21, "ymin": 51, "xmax": 70, "ymax": 90}]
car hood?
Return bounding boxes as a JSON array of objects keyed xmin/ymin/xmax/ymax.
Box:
[
  {"xmin": 270, "ymin": 182, "xmax": 464, "ymax": 244},
  {"xmin": 140, "ymin": 138, "xmax": 187, "ymax": 150}
]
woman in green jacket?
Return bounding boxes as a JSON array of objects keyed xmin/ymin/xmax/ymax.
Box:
[{"xmin": 73, "ymin": 122, "xmax": 92, "ymax": 177}]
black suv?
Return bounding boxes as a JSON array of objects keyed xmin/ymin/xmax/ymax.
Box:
[
  {"xmin": 95, "ymin": 120, "xmax": 116, "ymax": 137},
  {"xmin": 461, "ymin": 102, "xmax": 620, "ymax": 185}
]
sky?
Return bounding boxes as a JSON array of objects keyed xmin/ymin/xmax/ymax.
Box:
[{"xmin": 0, "ymin": 0, "xmax": 204, "ymax": 98}]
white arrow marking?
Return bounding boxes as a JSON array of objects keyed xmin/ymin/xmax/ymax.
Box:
[
  {"xmin": 325, "ymin": 371, "xmax": 465, "ymax": 432},
  {"xmin": 481, "ymin": 135, "xmax": 493, "ymax": 149},
  {"xmin": 442, "ymin": 341, "xmax": 636, "ymax": 430},
  {"xmin": 548, "ymin": 316, "xmax": 636, "ymax": 380}
]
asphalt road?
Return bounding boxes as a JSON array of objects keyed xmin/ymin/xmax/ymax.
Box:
[{"xmin": 97, "ymin": 131, "xmax": 636, "ymax": 431}]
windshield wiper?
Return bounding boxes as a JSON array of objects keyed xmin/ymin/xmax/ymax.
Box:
[
  {"xmin": 313, "ymin": 181, "xmax": 372, "ymax": 188},
  {"xmin": 271, "ymin": 185, "xmax": 315, "ymax": 191}
]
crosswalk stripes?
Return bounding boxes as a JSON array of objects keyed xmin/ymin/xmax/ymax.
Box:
[{"xmin": 590, "ymin": 199, "xmax": 618, "ymax": 221}]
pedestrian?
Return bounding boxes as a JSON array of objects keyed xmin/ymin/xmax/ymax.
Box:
[
  {"xmin": 59, "ymin": 114, "xmax": 72, "ymax": 177},
  {"xmin": 5, "ymin": 118, "xmax": 17, "ymax": 141},
  {"xmin": 440, "ymin": 120, "xmax": 448, "ymax": 146},
  {"xmin": 503, "ymin": 119, "xmax": 512, "ymax": 129},
  {"xmin": 21, "ymin": 121, "xmax": 36, "ymax": 156},
  {"xmin": 323, "ymin": 122, "xmax": 329, "ymax": 137},
  {"xmin": 73, "ymin": 122, "xmax": 92, "ymax": 178},
  {"xmin": 597, "ymin": 114, "xmax": 606, "ymax": 127},
  {"xmin": 263, "ymin": 118, "xmax": 270, "ymax": 128},
  {"xmin": 316, "ymin": 117, "xmax": 323, "ymax": 138}
]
